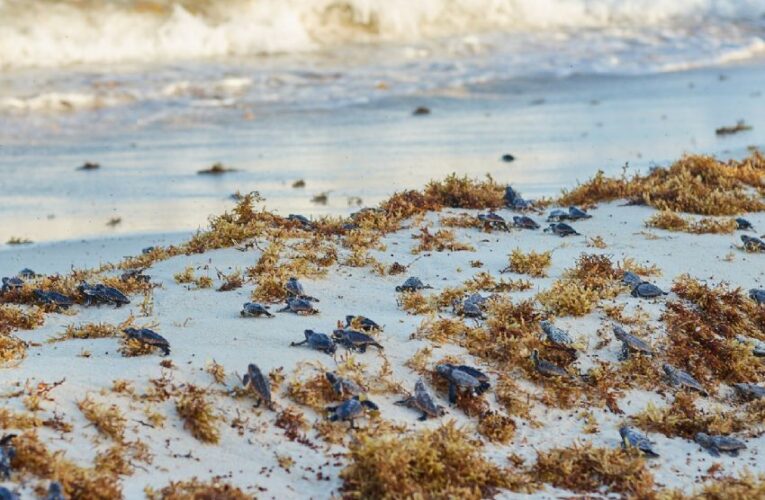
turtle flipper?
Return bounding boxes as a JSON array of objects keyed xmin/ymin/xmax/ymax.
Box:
[
  {"xmin": 618, "ymin": 344, "xmax": 629, "ymax": 362},
  {"xmin": 277, "ymin": 305, "xmax": 290, "ymax": 313},
  {"xmin": 359, "ymin": 345, "xmax": 367, "ymax": 353},
  {"xmin": 448, "ymin": 383, "xmax": 457, "ymax": 405},
  {"xmin": 418, "ymin": 413, "xmax": 428, "ymax": 421},
  {"xmin": 290, "ymin": 340, "xmax": 307, "ymax": 347},
  {"xmin": 707, "ymin": 447, "xmax": 720, "ymax": 457}
]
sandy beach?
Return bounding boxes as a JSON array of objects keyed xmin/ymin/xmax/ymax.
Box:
[{"xmin": 1, "ymin": 153, "xmax": 765, "ymax": 498}]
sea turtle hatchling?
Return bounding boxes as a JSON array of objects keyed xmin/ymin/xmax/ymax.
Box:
[
  {"xmin": 332, "ymin": 329, "xmax": 383, "ymax": 353},
  {"xmin": 0, "ymin": 434, "xmax": 16, "ymax": 480},
  {"xmin": 453, "ymin": 297, "xmax": 486, "ymax": 319},
  {"xmin": 287, "ymin": 213, "xmax": 313, "ymax": 229},
  {"xmin": 326, "ymin": 396, "xmax": 379, "ymax": 428},
  {"xmin": 546, "ymin": 209, "xmax": 570, "ymax": 222},
  {"xmin": 449, "ymin": 364, "xmax": 491, "ymax": 394},
  {"xmin": 395, "ymin": 379, "xmax": 446, "ymax": 420},
  {"xmin": 435, "ymin": 364, "xmax": 483, "ymax": 404},
  {"xmin": 123, "ymin": 327, "xmax": 170, "ymax": 356},
  {"xmin": 291, "ymin": 329, "xmax": 336, "ymax": 354},
  {"xmin": 622, "ymin": 271, "xmax": 643, "ymax": 287},
  {"xmin": 395, "ymin": 276, "xmax": 433, "ymax": 293},
  {"xmin": 540, "ymin": 320, "xmax": 574, "ymax": 348},
  {"xmin": 345, "ymin": 315, "xmax": 381, "ymax": 332},
  {"xmin": 477, "ymin": 212, "xmax": 510, "ymax": 231},
  {"xmin": 513, "ymin": 215, "xmax": 540, "ymax": 230},
  {"xmin": 34, "ymin": 290, "xmax": 74, "ymax": 309},
  {"xmin": 749, "ymin": 289, "xmax": 765, "ymax": 306},
  {"xmin": 663, "ymin": 363, "xmax": 708, "ymax": 397},
  {"xmin": 732, "ymin": 383, "xmax": 765, "ymax": 401},
  {"xmin": 504, "ymin": 186, "xmax": 532, "ymax": 210},
  {"xmin": 17, "ymin": 268, "xmax": 37, "ymax": 279},
  {"xmin": 741, "ymin": 235, "xmax": 765, "ymax": 252},
  {"xmin": 736, "ymin": 218, "xmax": 755, "ymax": 232},
  {"xmin": 544, "ymin": 222, "xmax": 580, "ymax": 237},
  {"xmin": 79, "ymin": 282, "xmax": 130, "ymax": 307},
  {"xmin": 631, "ymin": 281, "xmax": 668, "ymax": 298},
  {"xmin": 619, "ymin": 426, "xmax": 659, "ymax": 457},
  {"xmin": 613, "ymin": 325, "xmax": 654, "ymax": 360},
  {"xmin": 277, "ymin": 297, "xmax": 319, "ymax": 315},
  {"xmin": 0, "ymin": 487, "xmax": 19, "ymax": 500},
  {"xmin": 567, "ymin": 206, "xmax": 592, "ymax": 220},
  {"xmin": 285, "ymin": 277, "xmax": 319, "ymax": 302},
  {"xmin": 325, "ymin": 372, "xmax": 366, "ymax": 397},
  {"xmin": 45, "ymin": 482, "xmax": 64, "ymax": 500},
  {"xmin": 240, "ymin": 302, "xmax": 274, "ymax": 318},
  {"xmin": 736, "ymin": 335, "xmax": 765, "ymax": 357},
  {"xmin": 1, "ymin": 277, "xmax": 24, "ymax": 294},
  {"xmin": 120, "ymin": 268, "xmax": 150, "ymax": 283},
  {"xmin": 694, "ymin": 432, "xmax": 747, "ymax": 457},
  {"xmin": 530, "ymin": 349, "xmax": 569, "ymax": 377},
  {"xmin": 242, "ymin": 363, "xmax": 273, "ymax": 409}
]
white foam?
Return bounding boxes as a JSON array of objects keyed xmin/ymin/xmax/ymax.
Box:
[{"xmin": 0, "ymin": 0, "xmax": 762, "ymax": 69}]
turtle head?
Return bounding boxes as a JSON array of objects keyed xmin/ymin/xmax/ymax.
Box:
[
  {"xmin": 694, "ymin": 432, "xmax": 710, "ymax": 445},
  {"xmin": 530, "ymin": 349, "xmax": 540, "ymax": 365},
  {"xmin": 325, "ymin": 372, "xmax": 338, "ymax": 384},
  {"xmin": 435, "ymin": 364, "xmax": 451, "ymax": 378}
]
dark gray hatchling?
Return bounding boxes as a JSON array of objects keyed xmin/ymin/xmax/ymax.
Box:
[
  {"xmin": 0, "ymin": 434, "xmax": 16, "ymax": 480},
  {"xmin": 736, "ymin": 218, "xmax": 755, "ymax": 232},
  {"xmin": 1, "ymin": 277, "xmax": 24, "ymax": 294},
  {"xmin": 546, "ymin": 209, "xmax": 571, "ymax": 222},
  {"xmin": 291, "ymin": 329, "xmax": 336, "ymax": 354},
  {"xmin": 95, "ymin": 284, "xmax": 130, "ymax": 306},
  {"xmin": 45, "ymin": 482, "xmax": 64, "ymax": 500},
  {"xmin": 345, "ymin": 315, "xmax": 381, "ymax": 332},
  {"xmin": 0, "ymin": 486, "xmax": 19, "ymax": 500},
  {"xmin": 326, "ymin": 396, "xmax": 379, "ymax": 428},
  {"xmin": 736, "ymin": 335, "xmax": 765, "ymax": 357},
  {"xmin": 241, "ymin": 302, "xmax": 274, "ymax": 318},
  {"xmin": 453, "ymin": 298, "xmax": 486, "ymax": 319},
  {"xmin": 277, "ymin": 297, "xmax": 319, "ymax": 315},
  {"xmin": 663, "ymin": 363, "xmax": 708, "ymax": 397},
  {"xmin": 567, "ymin": 206, "xmax": 592, "ymax": 220},
  {"xmin": 285, "ymin": 277, "xmax": 319, "ymax": 302},
  {"xmin": 513, "ymin": 215, "xmax": 540, "ymax": 230},
  {"xmin": 622, "ymin": 271, "xmax": 643, "ymax": 287},
  {"xmin": 631, "ymin": 281, "xmax": 667, "ymax": 298},
  {"xmin": 287, "ymin": 213, "xmax": 313, "ymax": 229},
  {"xmin": 733, "ymin": 383, "xmax": 765, "ymax": 401},
  {"xmin": 694, "ymin": 432, "xmax": 747, "ymax": 457},
  {"xmin": 749, "ymin": 289, "xmax": 765, "ymax": 306},
  {"xmin": 613, "ymin": 325, "xmax": 654, "ymax": 360},
  {"xmin": 450, "ymin": 364, "xmax": 491, "ymax": 394},
  {"xmin": 540, "ymin": 320, "xmax": 574, "ymax": 348},
  {"xmin": 396, "ymin": 276, "xmax": 433, "ymax": 293},
  {"xmin": 243, "ymin": 363, "xmax": 273, "ymax": 409},
  {"xmin": 530, "ymin": 349, "xmax": 568, "ymax": 377},
  {"xmin": 478, "ymin": 212, "xmax": 510, "ymax": 231},
  {"xmin": 17, "ymin": 268, "xmax": 37, "ymax": 279},
  {"xmin": 395, "ymin": 379, "xmax": 445, "ymax": 421},
  {"xmin": 325, "ymin": 372, "xmax": 366, "ymax": 397},
  {"xmin": 619, "ymin": 426, "xmax": 659, "ymax": 457},
  {"xmin": 121, "ymin": 268, "xmax": 150, "ymax": 283},
  {"xmin": 544, "ymin": 222, "xmax": 580, "ymax": 237},
  {"xmin": 34, "ymin": 290, "xmax": 74, "ymax": 309},
  {"xmin": 504, "ymin": 186, "xmax": 532, "ymax": 210},
  {"xmin": 741, "ymin": 235, "xmax": 765, "ymax": 252},
  {"xmin": 123, "ymin": 327, "xmax": 170, "ymax": 356},
  {"xmin": 332, "ymin": 329, "xmax": 383, "ymax": 353},
  {"xmin": 435, "ymin": 364, "xmax": 483, "ymax": 404}
]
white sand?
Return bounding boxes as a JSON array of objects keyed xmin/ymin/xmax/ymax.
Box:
[{"xmin": 1, "ymin": 200, "xmax": 764, "ymax": 498}]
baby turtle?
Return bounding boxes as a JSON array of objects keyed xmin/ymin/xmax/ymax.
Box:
[
  {"xmin": 450, "ymin": 364, "xmax": 491, "ymax": 394},
  {"xmin": 0, "ymin": 434, "xmax": 16, "ymax": 480},
  {"xmin": 663, "ymin": 363, "xmax": 708, "ymax": 397},
  {"xmin": 34, "ymin": 290, "xmax": 74, "ymax": 309},
  {"xmin": 123, "ymin": 327, "xmax": 170, "ymax": 356},
  {"xmin": 79, "ymin": 282, "xmax": 130, "ymax": 307},
  {"xmin": 546, "ymin": 209, "xmax": 570, "ymax": 222},
  {"xmin": 613, "ymin": 325, "xmax": 654, "ymax": 360},
  {"xmin": 741, "ymin": 235, "xmax": 765, "ymax": 252},
  {"xmin": 240, "ymin": 302, "xmax": 274, "ymax": 318},
  {"xmin": 512, "ymin": 215, "xmax": 540, "ymax": 230},
  {"xmin": 287, "ymin": 213, "xmax": 313, "ymax": 229},
  {"xmin": 325, "ymin": 372, "xmax": 366, "ymax": 397},
  {"xmin": 540, "ymin": 320, "xmax": 574, "ymax": 348},
  {"xmin": 567, "ymin": 206, "xmax": 592, "ymax": 220},
  {"xmin": 544, "ymin": 222, "xmax": 580, "ymax": 237},
  {"xmin": 17, "ymin": 268, "xmax": 37, "ymax": 279},
  {"xmin": 326, "ymin": 396, "xmax": 379, "ymax": 428},
  {"xmin": 1, "ymin": 277, "xmax": 23, "ymax": 294},
  {"xmin": 395, "ymin": 379, "xmax": 445, "ymax": 420},
  {"xmin": 530, "ymin": 349, "xmax": 568, "ymax": 377},
  {"xmin": 453, "ymin": 298, "xmax": 486, "ymax": 319},
  {"xmin": 332, "ymin": 329, "xmax": 383, "ymax": 353},
  {"xmin": 242, "ymin": 363, "xmax": 273, "ymax": 409},
  {"xmin": 736, "ymin": 335, "xmax": 765, "ymax": 357},
  {"xmin": 504, "ymin": 185, "xmax": 532, "ymax": 209},
  {"xmin": 120, "ymin": 268, "xmax": 150, "ymax": 283},
  {"xmin": 631, "ymin": 281, "xmax": 668, "ymax": 298},
  {"xmin": 0, "ymin": 487, "xmax": 19, "ymax": 500},
  {"xmin": 694, "ymin": 432, "xmax": 746, "ymax": 457},
  {"xmin": 736, "ymin": 217, "xmax": 755, "ymax": 231},
  {"xmin": 395, "ymin": 276, "xmax": 433, "ymax": 293},
  {"xmin": 141, "ymin": 246, "xmax": 155, "ymax": 254},
  {"xmin": 732, "ymin": 383, "xmax": 765, "ymax": 401},
  {"xmin": 277, "ymin": 297, "xmax": 319, "ymax": 315},
  {"xmin": 619, "ymin": 426, "xmax": 659, "ymax": 457},
  {"xmin": 285, "ymin": 277, "xmax": 319, "ymax": 302},
  {"xmin": 477, "ymin": 212, "xmax": 510, "ymax": 231},
  {"xmin": 435, "ymin": 364, "xmax": 483, "ymax": 404},
  {"xmin": 291, "ymin": 329, "xmax": 336, "ymax": 354},
  {"xmin": 749, "ymin": 288, "xmax": 765, "ymax": 306},
  {"xmin": 345, "ymin": 315, "xmax": 381, "ymax": 332},
  {"xmin": 45, "ymin": 482, "xmax": 64, "ymax": 500},
  {"xmin": 622, "ymin": 271, "xmax": 643, "ymax": 287}
]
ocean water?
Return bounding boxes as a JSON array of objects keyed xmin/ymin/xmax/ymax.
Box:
[{"xmin": 0, "ymin": 0, "xmax": 764, "ymax": 244}]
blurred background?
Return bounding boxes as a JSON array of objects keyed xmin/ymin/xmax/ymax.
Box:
[{"xmin": 1, "ymin": 0, "xmax": 764, "ymax": 244}]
